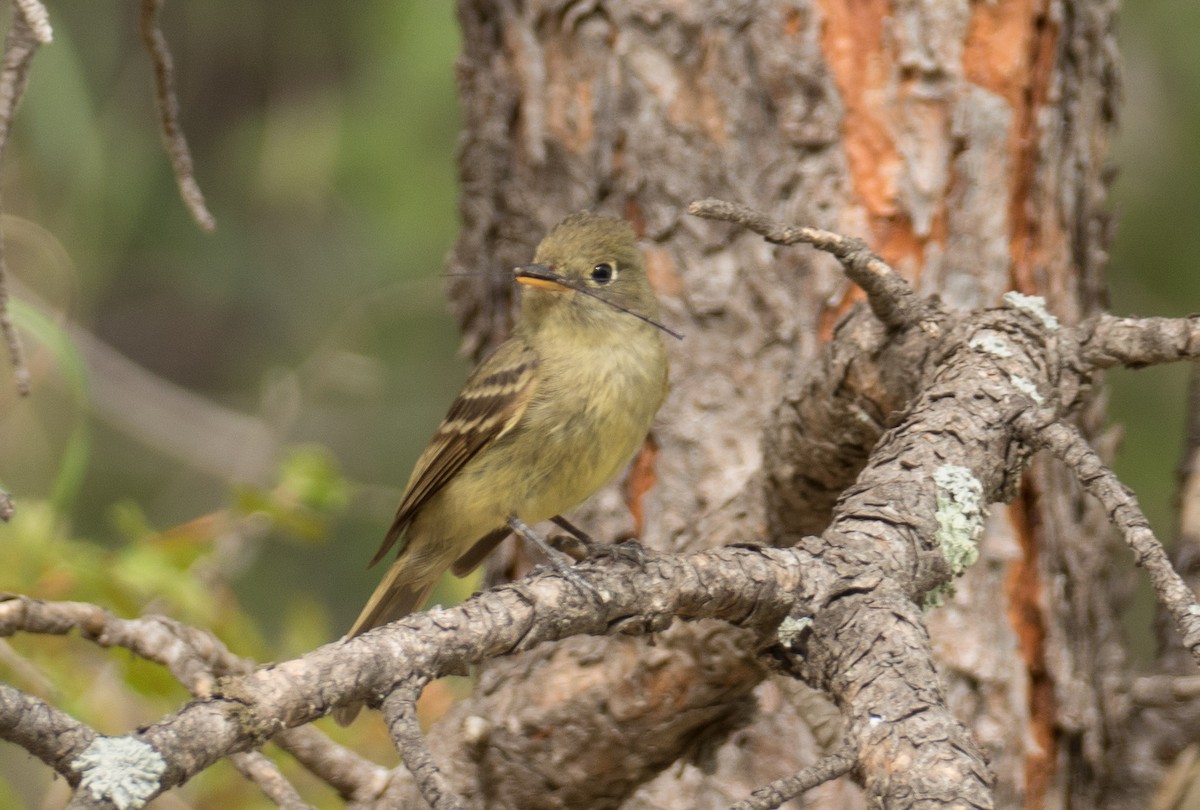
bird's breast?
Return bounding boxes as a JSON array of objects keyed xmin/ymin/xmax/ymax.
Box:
[{"xmin": 489, "ymin": 333, "xmax": 667, "ymax": 523}]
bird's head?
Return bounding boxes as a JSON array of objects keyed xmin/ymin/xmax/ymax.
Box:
[{"xmin": 514, "ymin": 212, "xmax": 668, "ymax": 336}]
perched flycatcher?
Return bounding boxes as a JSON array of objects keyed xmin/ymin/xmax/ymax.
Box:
[{"xmin": 336, "ymin": 212, "xmax": 668, "ymax": 722}]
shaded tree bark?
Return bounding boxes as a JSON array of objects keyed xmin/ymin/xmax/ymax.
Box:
[{"xmin": 434, "ymin": 1, "xmax": 1134, "ymax": 808}]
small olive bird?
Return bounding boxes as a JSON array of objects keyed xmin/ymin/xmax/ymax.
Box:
[{"xmin": 336, "ymin": 212, "xmax": 670, "ymax": 723}]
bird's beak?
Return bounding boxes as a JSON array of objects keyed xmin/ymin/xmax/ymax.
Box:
[{"xmin": 514, "ymin": 264, "xmax": 570, "ymax": 292}]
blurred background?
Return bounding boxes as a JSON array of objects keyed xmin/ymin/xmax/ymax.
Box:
[{"xmin": 0, "ymin": 1, "xmax": 1196, "ymax": 806}]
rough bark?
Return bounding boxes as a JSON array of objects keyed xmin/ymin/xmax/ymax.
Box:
[{"xmin": 437, "ymin": 1, "xmax": 1130, "ymax": 808}]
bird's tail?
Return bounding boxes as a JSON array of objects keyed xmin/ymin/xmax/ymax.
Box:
[
  {"xmin": 334, "ymin": 559, "xmax": 440, "ymax": 726},
  {"xmin": 345, "ymin": 562, "xmax": 439, "ymax": 639}
]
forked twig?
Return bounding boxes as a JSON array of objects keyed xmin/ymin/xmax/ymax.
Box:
[
  {"xmin": 688, "ymin": 198, "xmax": 924, "ymax": 330},
  {"xmin": 1019, "ymin": 415, "xmax": 1200, "ymax": 662}
]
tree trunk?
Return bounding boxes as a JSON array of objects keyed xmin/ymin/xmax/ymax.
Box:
[{"xmin": 428, "ymin": 1, "xmax": 1136, "ymax": 807}]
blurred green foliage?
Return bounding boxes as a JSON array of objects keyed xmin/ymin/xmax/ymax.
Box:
[
  {"xmin": 1109, "ymin": 0, "xmax": 1200, "ymax": 546},
  {"xmin": 0, "ymin": 0, "xmax": 1195, "ymax": 806},
  {"xmin": 0, "ymin": 2, "xmax": 474, "ymax": 805}
]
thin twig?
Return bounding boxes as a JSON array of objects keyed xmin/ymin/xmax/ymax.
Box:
[
  {"xmin": 687, "ymin": 198, "xmax": 923, "ymax": 330},
  {"xmin": 1021, "ymin": 416, "xmax": 1200, "ymax": 664},
  {"xmin": 273, "ymin": 726, "xmax": 391, "ymax": 803},
  {"xmin": 1184, "ymin": 362, "xmax": 1200, "ymax": 476},
  {"xmin": 729, "ymin": 740, "xmax": 857, "ymax": 810},
  {"xmin": 1080, "ymin": 313, "xmax": 1200, "ymax": 369},
  {"xmin": 382, "ymin": 680, "xmax": 466, "ymax": 810},
  {"xmin": 138, "ymin": 0, "xmax": 216, "ymax": 231},
  {"xmin": 13, "ymin": 0, "xmax": 51, "ymax": 43},
  {"xmin": 229, "ymin": 751, "xmax": 315, "ymax": 810},
  {"xmin": 0, "ymin": 2, "xmax": 43, "ymax": 396},
  {"xmin": 0, "ymin": 637, "xmax": 57, "ymax": 696}
]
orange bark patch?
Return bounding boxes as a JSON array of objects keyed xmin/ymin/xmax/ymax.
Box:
[
  {"xmin": 1003, "ymin": 482, "xmax": 1057, "ymax": 808},
  {"xmin": 815, "ymin": 210, "xmax": 931, "ymax": 341},
  {"xmin": 963, "ymin": 0, "xmax": 1060, "ymax": 295},
  {"xmin": 963, "ymin": 0, "xmax": 1036, "ymax": 104},
  {"xmin": 544, "ymin": 77, "xmax": 595, "ymax": 153},
  {"xmin": 817, "ymin": 0, "xmax": 898, "ymax": 219},
  {"xmin": 784, "ymin": 6, "xmax": 804, "ymax": 38},
  {"xmin": 643, "ymin": 247, "xmax": 685, "ymax": 297},
  {"xmin": 541, "ymin": 41, "xmax": 596, "ymax": 154},
  {"xmin": 663, "ymin": 37, "xmax": 729, "ymax": 145},
  {"xmin": 623, "ymin": 197, "xmax": 645, "ymax": 237},
  {"xmin": 625, "ymin": 436, "xmax": 659, "ymax": 537},
  {"xmin": 815, "ymin": 0, "xmax": 930, "ymax": 326}
]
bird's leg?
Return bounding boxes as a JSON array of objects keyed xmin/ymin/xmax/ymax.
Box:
[
  {"xmin": 507, "ymin": 515, "xmax": 577, "ymax": 569},
  {"xmin": 548, "ymin": 515, "xmax": 598, "ymax": 561},
  {"xmin": 506, "ymin": 515, "xmax": 598, "ymax": 599}
]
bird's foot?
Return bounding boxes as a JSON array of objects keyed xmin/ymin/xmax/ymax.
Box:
[
  {"xmin": 507, "ymin": 514, "xmax": 577, "ymax": 568},
  {"xmin": 507, "ymin": 515, "xmax": 593, "ymax": 593},
  {"xmin": 548, "ymin": 515, "xmax": 599, "ymax": 562}
]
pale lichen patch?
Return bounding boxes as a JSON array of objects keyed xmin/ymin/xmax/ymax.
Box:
[
  {"xmin": 1002, "ymin": 291, "xmax": 1059, "ymax": 330},
  {"xmin": 1010, "ymin": 374, "xmax": 1044, "ymax": 405},
  {"xmin": 926, "ymin": 465, "xmax": 988, "ymax": 607},
  {"xmin": 968, "ymin": 333, "xmax": 1012, "ymax": 357},
  {"xmin": 73, "ymin": 736, "xmax": 166, "ymax": 810}
]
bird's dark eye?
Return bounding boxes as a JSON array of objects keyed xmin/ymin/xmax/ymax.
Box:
[{"xmin": 591, "ymin": 262, "xmax": 616, "ymax": 284}]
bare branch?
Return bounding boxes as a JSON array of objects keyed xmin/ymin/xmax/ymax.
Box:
[
  {"xmin": 0, "ymin": 596, "xmax": 252, "ymax": 692},
  {"xmin": 728, "ymin": 740, "xmax": 857, "ymax": 810},
  {"xmin": 0, "ymin": 597, "xmax": 388, "ymax": 803},
  {"xmin": 273, "ymin": 726, "xmax": 391, "ymax": 803},
  {"xmin": 382, "ymin": 681, "xmax": 465, "ymax": 810},
  {"xmin": 229, "ymin": 751, "xmax": 315, "ymax": 810},
  {"xmin": 1020, "ymin": 417, "xmax": 1200, "ymax": 662},
  {"xmin": 29, "ymin": 545, "xmax": 807, "ymax": 808},
  {"xmin": 138, "ymin": 0, "xmax": 216, "ymax": 231},
  {"xmin": 1080, "ymin": 313, "xmax": 1200, "ymax": 369},
  {"xmin": 0, "ymin": 2, "xmax": 43, "ymax": 396},
  {"xmin": 13, "ymin": 0, "xmax": 50, "ymax": 43},
  {"xmin": 0, "ymin": 682, "xmax": 95, "ymax": 778},
  {"xmin": 687, "ymin": 198, "xmax": 927, "ymax": 330}
]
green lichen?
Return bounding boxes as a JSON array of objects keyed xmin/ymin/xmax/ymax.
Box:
[{"xmin": 925, "ymin": 465, "xmax": 988, "ymax": 608}]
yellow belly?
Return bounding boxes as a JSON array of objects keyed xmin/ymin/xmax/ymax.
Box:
[{"xmin": 421, "ymin": 331, "xmax": 666, "ymax": 554}]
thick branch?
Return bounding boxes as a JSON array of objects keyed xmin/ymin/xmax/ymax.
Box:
[
  {"xmin": 0, "ymin": 597, "xmax": 388, "ymax": 805},
  {"xmin": 0, "ymin": 682, "xmax": 94, "ymax": 779},
  {"xmin": 44, "ymin": 545, "xmax": 805, "ymax": 808}
]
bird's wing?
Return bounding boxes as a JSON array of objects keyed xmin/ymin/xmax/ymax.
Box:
[{"xmin": 367, "ymin": 339, "xmax": 540, "ymax": 567}]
